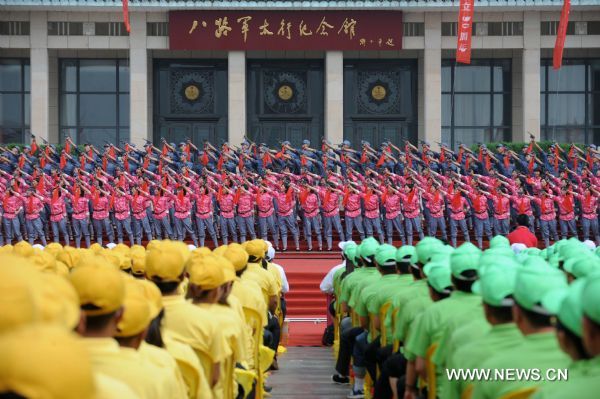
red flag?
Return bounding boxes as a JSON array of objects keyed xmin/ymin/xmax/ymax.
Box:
[
  {"xmin": 184, "ymin": 144, "xmax": 191, "ymax": 157},
  {"xmin": 122, "ymin": 0, "xmax": 131, "ymax": 33},
  {"xmin": 59, "ymin": 153, "xmax": 66, "ymax": 170},
  {"xmin": 238, "ymin": 155, "xmax": 244, "ymax": 171},
  {"xmin": 65, "ymin": 140, "xmax": 71, "ymax": 154},
  {"xmin": 553, "ymin": 0, "xmax": 571, "ymax": 70},
  {"xmin": 40, "ymin": 156, "xmax": 46, "ymax": 169},
  {"xmin": 102, "ymin": 156, "xmax": 107, "ymax": 171},
  {"xmin": 124, "ymin": 157, "xmax": 129, "ymax": 172},
  {"xmin": 458, "ymin": 147, "xmax": 464, "ymax": 164},
  {"xmin": 201, "ymin": 152, "xmax": 209, "ymax": 166},
  {"xmin": 217, "ymin": 155, "xmax": 224, "ymax": 170},
  {"xmin": 108, "ymin": 146, "xmax": 116, "ymax": 159},
  {"xmin": 143, "ymin": 156, "xmax": 149, "ymax": 169},
  {"xmin": 285, "ymin": 187, "xmax": 293, "ymax": 203},
  {"xmin": 485, "ymin": 155, "xmax": 491, "ymax": 171},
  {"xmin": 376, "ymin": 153, "xmax": 386, "ymax": 168},
  {"xmin": 74, "ymin": 186, "xmax": 80, "ymax": 205},
  {"xmin": 528, "ymin": 157, "xmax": 535, "ymax": 174},
  {"xmin": 162, "ymin": 143, "xmax": 168, "ymax": 156},
  {"xmin": 503, "ymin": 154, "xmax": 510, "ymax": 169},
  {"xmin": 178, "ymin": 189, "xmax": 185, "ymax": 205},
  {"xmin": 18, "ymin": 155, "xmax": 25, "ymax": 169},
  {"xmin": 360, "ymin": 151, "xmax": 368, "ymax": 164},
  {"xmin": 456, "ymin": 0, "xmax": 475, "ymax": 64},
  {"xmin": 30, "ymin": 139, "xmax": 38, "ymax": 155},
  {"xmin": 525, "ymin": 141, "xmax": 533, "ymax": 154},
  {"xmin": 440, "ymin": 149, "xmax": 445, "ymax": 163},
  {"xmin": 88, "ymin": 148, "xmax": 94, "ymax": 158},
  {"xmin": 262, "ymin": 153, "xmax": 272, "ymax": 166},
  {"xmin": 158, "ymin": 160, "xmax": 163, "ymax": 175},
  {"xmin": 80, "ymin": 155, "xmax": 86, "ymax": 168},
  {"xmin": 342, "ymin": 187, "xmax": 350, "ymax": 207}
]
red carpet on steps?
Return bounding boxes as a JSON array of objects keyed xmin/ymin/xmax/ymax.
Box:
[{"xmin": 275, "ymin": 252, "xmax": 340, "ymax": 346}]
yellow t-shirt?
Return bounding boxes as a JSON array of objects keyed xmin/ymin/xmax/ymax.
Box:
[
  {"xmin": 94, "ymin": 372, "xmax": 141, "ymax": 399},
  {"xmin": 138, "ymin": 342, "xmax": 188, "ymax": 399}
]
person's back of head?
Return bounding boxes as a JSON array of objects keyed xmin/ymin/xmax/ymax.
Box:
[{"xmin": 516, "ymin": 214, "xmax": 530, "ymax": 228}]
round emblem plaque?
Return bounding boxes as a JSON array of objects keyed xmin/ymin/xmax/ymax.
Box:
[
  {"xmin": 371, "ymin": 85, "xmax": 387, "ymax": 101},
  {"xmin": 184, "ymin": 84, "xmax": 200, "ymax": 101},
  {"xmin": 278, "ymin": 84, "xmax": 293, "ymax": 101}
]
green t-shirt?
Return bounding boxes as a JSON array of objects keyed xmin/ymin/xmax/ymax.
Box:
[
  {"xmin": 471, "ymin": 332, "xmax": 570, "ymax": 399},
  {"xmin": 339, "ymin": 267, "xmax": 369, "ymax": 304},
  {"xmin": 444, "ymin": 323, "xmax": 522, "ymax": 399},
  {"xmin": 348, "ymin": 267, "xmax": 380, "ymax": 310},
  {"xmin": 533, "ymin": 356, "xmax": 600, "ymax": 399},
  {"xmin": 333, "ymin": 266, "xmax": 346, "ymax": 298},
  {"xmin": 394, "ymin": 295, "xmax": 432, "ymax": 343},
  {"xmin": 385, "ymin": 279, "xmax": 429, "ymax": 339}
]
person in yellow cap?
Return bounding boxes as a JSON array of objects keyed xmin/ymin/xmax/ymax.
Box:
[
  {"xmin": 145, "ymin": 242, "xmax": 231, "ymax": 392},
  {"xmin": 0, "ymin": 325, "xmax": 96, "ymax": 399},
  {"xmin": 69, "ymin": 259, "xmax": 169, "ymax": 399}
]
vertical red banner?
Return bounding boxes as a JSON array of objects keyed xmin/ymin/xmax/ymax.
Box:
[
  {"xmin": 456, "ymin": 0, "xmax": 475, "ymax": 64},
  {"xmin": 553, "ymin": 0, "xmax": 571, "ymax": 70},
  {"xmin": 122, "ymin": 0, "xmax": 131, "ymax": 33}
]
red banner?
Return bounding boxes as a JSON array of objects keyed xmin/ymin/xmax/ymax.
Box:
[
  {"xmin": 122, "ymin": 0, "xmax": 130, "ymax": 33},
  {"xmin": 169, "ymin": 10, "xmax": 402, "ymax": 51},
  {"xmin": 553, "ymin": 0, "xmax": 571, "ymax": 70},
  {"xmin": 456, "ymin": 0, "xmax": 474, "ymax": 64}
]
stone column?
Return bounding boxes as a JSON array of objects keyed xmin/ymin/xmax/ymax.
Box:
[
  {"xmin": 521, "ymin": 11, "xmax": 541, "ymax": 141},
  {"xmin": 129, "ymin": 12, "xmax": 150, "ymax": 146},
  {"xmin": 228, "ymin": 51, "xmax": 246, "ymax": 146},
  {"xmin": 422, "ymin": 12, "xmax": 442, "ymax": 148},
  {"xmin": 325, "ymin": 51, "xmax": 344, "ymax": 145},
  {"xmin": 30, "ymin": 12, "xmax": 49, "ymax": 143}
]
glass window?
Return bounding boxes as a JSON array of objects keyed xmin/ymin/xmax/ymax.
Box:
[
  {"xmin": 541, "ymin": 59, "xmax": 600, "ymax": 144},
  {"xmin": 0, "ymin": 59, "xmax": 30, "ymax": 143},
  {"xmin": 0, "ymin": 93, "xmax": 23, "ymax": 126},
  {"xmin": 0, "ymin": 59, "xmax": 21, "ymax": 91},
  {"xmin": 59, "ymin": 59, "xmax": 129, "ymax": 144},
  {"xmin": 441, "ymin": 59, "xmax": 511, "ymax": 149}
]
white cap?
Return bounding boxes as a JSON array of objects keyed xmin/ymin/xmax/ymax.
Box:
[
  {"xmin": 105, "ymin": 242, "xmax": 117, "ymax": 249},
  {"xmin": 33, "ymin": 244, "xmax": 45, "ymax": 250},
  {"xmin": 338, "ymin": 240, "xmax": 356, "ymax": 251},
  {"xmin": 187, "ymin": 244, "xmax": 197, "ymax": 251},
  {"xmin": 583, "ymin": 240, "xmax": 597, "ymax": 251},
  {"xmin": 267, "ymin": 246, "xmax": 275, "ymax": 261},
  {"xmin": 265, "ymin": 240, "xmax": 273, "ymax": 248},
  {"xmin": 511, "ymin": 243, "xmax": 527, "ymax": 255}
]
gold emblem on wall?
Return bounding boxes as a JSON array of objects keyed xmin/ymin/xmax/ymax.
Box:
[
  {"xmin": 278, "ymin": 84, "xmax": 293, "ymax": 101},
  {"xmin": 184, "ymin": 84, "xmax": 200, "ymax": 101},
  {"xmin": 371, "ymin": 85, "xmax": 387, "ymax": 101}
]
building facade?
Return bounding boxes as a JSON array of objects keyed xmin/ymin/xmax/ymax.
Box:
[{"xmin": 0, "ymin": 0, "xmax": 599, "ymax": 150}]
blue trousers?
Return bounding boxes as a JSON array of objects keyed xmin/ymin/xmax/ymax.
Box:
[
  {"xmin": 384, "ymin": 216, "xmax": 405, "ymax": 245},
  {"xmin": 258, "ymin": 215, "xmax": 279, "ymax": 247},
  {"xmin": 115, "ymin": 217, "xmax": 134, "ymax": 246},
  {"xmin": 237, "ymin": 215, "xmax": 256, "ymax": 242},
  {"xmin": 582, "ymin": 217, "xmax": 600, "ymax": 243},
  {"xmin": 493, "ymin": 218, "xmax": 510, "ymax": 236},
  {"xmin": 303, "ymin": 215, "xmax": 322, "ymax": 250},
  {"xmin": 133, "ymin": 217, "xmax": 153, "ymax": 245},
  {"xmin": 174, "ymin": 216, "xmax": 198, "ymax": 246},
  {"xmin": 26, "ymin": 217, "xmax": 46, "ymax": 246},
  {"xmin": 364, "ymin": 216, "xmax": 384, "ymax": 243},
  {"xmin": 540, "ymin": 219, "xmax": 559, "ymax": 247},
  {"xmin": 93, "ymin": 218, "xmax": 114, "ymax": 245},
  {"xmin": 195, "ymin": 217, "xmax": 218, "ymax": 247},
  {"xmin": 404, "ymin": 217, "xmax": 424, "ymax": 245},
  {"xmin": 153, "ymin": 215, "xmax": 173, "ymax": 240},
  {"xmin": 352, "ymin": 330, "xmax": 369, "ymax": 377},
  {"xmin": 323, "ymin": 214, "xmax": 345, "ymax": 249},
  {"xmin": 220, "ymin": 216, "xmax": 238, "ymax": 245},
  {"xmin": 278, "ymin": 214, "xmax": 299, "ymax": 250},
  {"xmin": 345, "ymin": 214, "xmax": 365, "ymax": 241},
  {"xmin": 51, "ymin": 218, "xmax": 69, "ymax": 246},
  {"xmin": 559, "ymin": 219, "xmax": 578, "ymax": 240},
  {"xmin": 474, "ymin": 217, "xmax": 493, "ymax": 249},
  {"xmin": 449, "ymin": 218, "xmax": 470, "ymax": 247},
  {"xmin": 428, "ymin": 216, "xmax": 447, "ymax": 241},
  {"xmin": 3, "ymin": 217, "xmax": 22, "ymax": 244},
  {"xmin": 72, "ymin": 218, "xmax": 91, "ymax": 248}
]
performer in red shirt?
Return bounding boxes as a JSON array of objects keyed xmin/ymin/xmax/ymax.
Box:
[{"xmin": 507, "ymin": 214, "xmax": 538, "ymax": 248}]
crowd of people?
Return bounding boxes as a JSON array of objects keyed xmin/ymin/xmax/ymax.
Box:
[
  {"xmin": 0, "ymin": 238, "xmax": 288, "ymax": 399},
  {"xmin": 327, "ymin": 236, "xmax": 600, "ymax": 399},
  {"xmin": 1, "ymin": 136, "xmax": 599, "ymax": 250}
]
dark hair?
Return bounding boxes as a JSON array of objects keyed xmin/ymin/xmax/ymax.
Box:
[
  {"xmin": 379, "ymin": 265, "xmax": 397, "ymax": 275},
  {"xmin": 428, "ymin": 282, "xmax": 452, "ymax": 300},
  {"xmin": 396, "ymin": 261, "xmax": 410, "ymax": 274},
  {"xmin": 145, "ymin": 310, "xmax": 165, "ymax": 348},
  {"xmin": 517, "ymin": 303, "xmax": 553, "ymax": 328},
  {"xmin": 150, "ymin": 279, "xmax": 181, "ymax": 295},
  {"xmin": 83, "ymin": 311, "xmax": 118, "ymax": 332},
  {"xmin": 555, "ymin": 320, "xmax": 589, "ymax": 360},
  {"xmin": 451, "ymin": 271, "xmax": 477, "ymax": 292},
  {"xmin": 485, "ymin": 303, "xmax": 514, "ymax": 324},
  {"xmin": 0, "ymin": 393, "xmax": 27, "ymax": 399},
  {"xmin": 411, "ymin": 264, "xmax": 423, "ymax": 279},
  {"xmin": 516, "ymin": 214, "xmax": 530, "ymax": 228}
]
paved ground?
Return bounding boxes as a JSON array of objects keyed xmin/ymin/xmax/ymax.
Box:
[{"xmin": 269, "ymin": 347, "xmax": 349, "ymax": 398}]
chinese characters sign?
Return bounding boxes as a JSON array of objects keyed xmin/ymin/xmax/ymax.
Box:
[
  {"xmin": 456, "ymin": 0, "xmax": 474, "ymax": 64},
  {"xmin": 169, "ymin": 11, "xmax": 402, "ymax": 51}
]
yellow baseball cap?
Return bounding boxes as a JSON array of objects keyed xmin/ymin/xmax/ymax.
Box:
[
  {"xmin": 220, "ymin": 255, "xmax": 236, "ymax": 283},
  {"xmin": 131, "ymin": 252, "xmax": 146, "ymax": 277},
  {"xmin": 145, "ymin": 245, "xmax": 185, "ymax": 282},
  {"xmin": 0, "ymin": 325, "xmax": 95, "ymax": 399},
  {"xmin": 136, "ymin": 279, "xmax": 163, "ymax": 319},
  {"xmin": 13, "ymin": 241, "xmax": 34, "ymax": 258},
  {"xmin": 57, "ymin": 250, "xmax": 80, "ymax": 269},
  {"xmin": 0, "ymin": 255, "xmax": 41, "ymax": 333},
  {"xmin": 116, "ymin": 280, "xmax": 152, "ymax": 338},
  {"xmin": 44, "ymin": 242, "xmax": 63, "ymax": 258},
  {"xmin": 193, "ymin": 247, "xmax": 213, "ymax": 257},
  {"xmin": 31, "ymin": 251, "xmax": 58, "ymax": 273},
  {"xmin": 245, "ymin": 239, "xmax": 267, "ymax": 260},
  {"xmin": 188, "ymin": 255, "xmax": 226, "ymax": 290},
  {"xmin": 69, "ymin": 261, "xmax": 125, "ymax": 316},
  {"xmin": 213, "ymin": 245, "xmax": 228, "ymax": 256},
  {"xmin": 225, "ymin": 244, "xmax": 249, "ymax": 272},
  {"xmin": 38, "ymin": 273, "xmax": 81, "ymax": 330},
  {"xmin": 89, "ymin": 242, "xmax": 103, "ymax": 253}
]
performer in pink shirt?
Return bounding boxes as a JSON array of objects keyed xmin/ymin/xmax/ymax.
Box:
[
  {"xmin": 91, "ymin": 182, "xmax": 114, "ymax": 245},
  {"xmin": 488, "ymin": 187, "xmax": 511, "ymax": 236},
  {"xmin": 171, "ymin": 185, "xmax": 198, "ymax": 247},
  {"xmin": 420, "ymin": 184, "xmax": 447, "ymax": 242},
  {"xmin": 342, "ymin": 183, "xmax": 365, "ymax": 241},
  {"xmin": 577, "ymin": 183, "xmax": 600, "ymax": 244},
  {"xmin": 112, "ymin": 187, "xmax": 134, "ymax": 246},
  {"xmin": 381, "ymin": 183, "xmax": 405, "ymax": 245},
  {"xmin": 216, "ymin": 180, "xmax": 238, "ymax": 245},
  {"xmin": 2, "ymin": 186, "xmax": 23, "ymax": 244},
  {"xmin": 319, "ymin": 182, "xmax": 345, "ymax": 251},
  {"xmin": 298, "ymin": 182, "xmax": 322, "ymax": 251},
  {"xmin": 399, "ymin": 184, "xmax": 424, "ymax": 245},
  {"xmin": 151, "ymin": 185, "xmax": 174, "ymax": 240},
  {"xmin": 236, "ymin": 184, "xmax": 257, "ymax": 243},
  {"xmin": 69, "ymin": 184, "xmax": 91, "ymax": 248},
  {"xmin": 45, "ymin": 186, "xmax": 70, "ymax": 246},
  {"xmin": 256, "ymin": 184, "xmax": 279, "ymax": 248},
  {"xmin": 528, "ymin": 189, "xmax": 559, "ymax": 248},
  {"xmin": 359, "ymin": 183, "xmax": 384, "ymax": 243},
  {"xmin": 466, "ymin": 186, "xmax": 493, "ymax": 249},
  {"xmin": 18, "ymin": 188, "xmax": 46, "ymax": 246},
  {"xmin": 193, "ymin": 183, "xmax": 218, "ymax": 248},
  {"xmin": 272, "ymin": 183, "xmax": 299, "ymax": 251},
  {"xmin": 443, "ymin": 185, "xmax": 470, "ymax": 248},
  {"xmin": 131, "ymin": 186, "xmax": 153, "ymax": 245}
]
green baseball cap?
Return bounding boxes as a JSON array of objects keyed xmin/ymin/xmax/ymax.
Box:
[
  {"xmin": 563, "ymin": 255, "xmax": 600, "ymax": 279},
  {"xmin": 582, "ymin": 272, "xmax": 600, "ymax": 324},
  {"xmin": 513, "ymin": 265, "xmax": 568, "ymax": 314},
  {"xmin": 343, "ymin": 243, "xmax": 358, "ymax": 262},
  {"xmin": 489, "ymin": 235, "xmax": 510, "ymax": 249},
  {"xmin": 396, "ymin": 245, "xmax": 417, "ymax": 264},
  {"xmin": 359, "ymin": 237, "xmax": 380, "ymax": 261},
  {"xmin": 472, "ymin": 265, "xmax": 517, "ymax": 307},
  {"xmin": 424, "ymin": 263, "xmax": 452, "ymax": 294},
  {"xmin": 450, "ymin": 243, "xmax": 482, "ymax": 279},
  {"xmin": 522, "ymin": 256, "xmax": 550, "ymax": 269},
  {"xmin": 375, "ymin": 244, "xmax": 397, "ymax": 267},
  {"xmin": 416, "ymin": 237, "xmax": 444, "ymax": 265},
  {"xmin": 542, "ymin": 278, "xmax": 585, "ymax": 337},
  {"xmin": 478, "ymin": 256, "xmax": 521, "ymax": 279}
]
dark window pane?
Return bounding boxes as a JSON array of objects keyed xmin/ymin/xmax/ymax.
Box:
[
  {"xmin": 491, "ymin": 128, "xmax": 509, "ymax": 143},
  {"xmin": 60, "ymin": 94, "xmax": 77, "ymax": 126},
  {"xmin": 119, "ymin": 128, "xmax": 130, "ymax": 143},
  {"xmin": 79, "ymin": 128, "xmax": 116, "ymax": 148},
  {"xmin": 454, "ymin": 128, "xmax": 490, "ymax": 148},
  {"xmin": 454, "ymin": 94, "xmax": 491, "ymax": 126},
  {"xmin": 442, "ymin": 65, "xmax": 452, "ymax": 92},
  {"xmin": 0, "ymin": 59, "xmax": 22, "ymax": 91},
  {"xmin": 441, "ymin": 128, "xmax": 451, "ymax": 148},
  {"xmin": 547, "ymin": 62, "xmax": 585, "ymax": 91},
  {"xmin": 0, "ymin": 127, "xmax": 22, "ymax": 144},
  {"xmin": 590, "ymin": 93, "xmax": 600, "ymax": 126},
  {"xmin": 119, "ymin": 94, "xmax": 129, "ymax": 126},
  {"xmin": 548, "ymin": 94, "xmax": 585, "ymax": 126},
  {"xmin": 543, "ymin": 127, "xmax": 585, "ymax": 144},
  {"xmin": 454, "ymin": 65, "xmax": 491, "ymax": 92},
  {"xmin": 24, "ymin": 94, "xmax": 30, "ymax": 126},
  {"xmin": 590, "ymin": 60, "xmax": 600, "ymax": 92},
  {"xmin": 60, "ymin": 128, "xmax": 78, "ymax": 144},
  {"xmin": 493, "ymin": 94, "xmax": 511, "ymax": 126},
  {"xmin": 540, "ymin": 65, "xmax": 546, "ymax": 92},
  {"xmin": 61, "ymin": 60, "xmax": 78, "ymax": 92},
  {"xmin": 79, "ymin": 94, "xmax": 117, "ymax": 126},
  {"xmin": 592, "ymin": 128, "xmax": 600, "ymax": 146},
  {"xmin": 68, "ymin": 22, "xmax": 83, "ymax": 36},
  {"xmin": 589, "ymin": 21, "xmax": 600, "ymax": 35},
  {"xmin": 23, "ymin": 63, "xmax": 30, "ymax": 92},
  {"xmin": 79, "ymin": 59, "xmax": 117, "ymax": 92},
  {"xmin": 119, "ymin": 61, "xmax": 129, "ymax": 92},
  {"xmin": 541, "ymin": 95, "xmax": 546, "ymax": 126},
  {"xmin": 442, "ymin": 94, "xmax": 452, "ymax": 127},
  {"xmin": 0, "ymin": 93, "xmax": 23, "ymax": 126}
]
